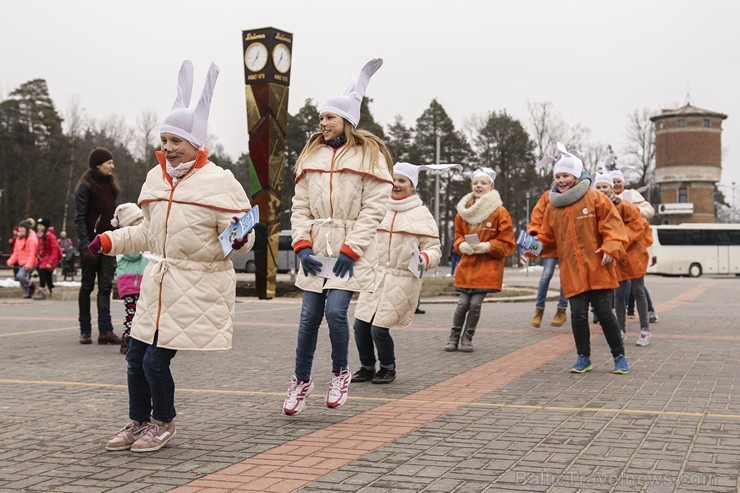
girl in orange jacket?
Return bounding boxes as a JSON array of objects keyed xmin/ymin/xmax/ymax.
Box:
[
  {"xmin": 536, "ymin": 145, "xmax": 630, "ymax": 374},
  {"xmin": 445, "ymin": 168, "xmax": 516, "ymax": 352},
  {"xmin": 593, "ymin": 172, "xmax": 652, "ymax": 347}
]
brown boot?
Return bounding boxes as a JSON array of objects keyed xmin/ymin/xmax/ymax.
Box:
[
  {"xmin": 98, "ymin": 331, "xmax": 122, "ymax": 345},
  {"xmin": 550, "ymin": 307, "xmax": 568, "ymax": 327},
  {"xmin": 444, "ymin": 327, "xmax": 462, "ymax": 352},
  {"xmin": 530, "ymin": 307, "xmax": 545, "ymax": 328},
  {"xmin": 460, "ymin": 329, "xmax": 475, "ymax": 352}
]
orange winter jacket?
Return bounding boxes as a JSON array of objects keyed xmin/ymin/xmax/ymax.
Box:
[
  {"xmin": 539, "ymin": 187, "xmax": 628, "ymax": 299},
  {"xmin": 614, "ymin": 199, "xmax": 650, "ymax": 281},
  {"xmin": 527, "ymin": 189, "xmax": 556, "ymax": 258},
  {"xmin": 453, "ymin": 190, "xmax": 516, "ymax": 291}
]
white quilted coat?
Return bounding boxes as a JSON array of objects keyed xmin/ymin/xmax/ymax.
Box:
[
  {"xmin": 291, "ymin": 144, "xmax": 393, "ymax": 293},
  {"xmin": 103, "ymin": 156, "xmax": 254, "ymax": 350},
  {"xmin": 354, "ymin": 195, "xmax": 441, "ymax": 328}
]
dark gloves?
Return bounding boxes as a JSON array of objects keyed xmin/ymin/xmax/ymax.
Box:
[
  {"xmin": 332, "ymin": 253, "xmax": 355, "ymax": 279},
  {"xmin": 297, "ymin": 248, "xmax": 322, "ymax": 276},
  {"xmin": 88, "ymin": 235, "xmax": 102, "ymax": 256},
  {"xmin": 230, "ymin": 216, "xmax": 248, "ymax": 250}
]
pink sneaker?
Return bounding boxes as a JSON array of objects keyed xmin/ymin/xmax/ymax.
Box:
[
  {"xmin": 283, "ymin": 376, "xmax": 314, "ymax": 416},
  {"xmin": 130, "ymin": 419, "xmax": 176, "ymax": 453},
  {"xmin": 326, "ymin": 370, "xmax": 351, "ymax": 409},
  {"xmin": 105, "ymin": 420, "xmax": 148, "ymax": 451}
]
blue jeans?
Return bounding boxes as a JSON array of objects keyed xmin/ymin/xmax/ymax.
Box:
[
  {"xmin": 15, "ymin": 266, "xmax": 33, "ymax": 297},
  {"xmin": 295, "ymin": 289, "xmax": 353, "ymax": 381},
  {"xmin": 536, "ymin": 258, "xmax": 567, "ymax": 309},
  {"xmin": 569, "ymin": 289, "xmax": 625, "ymax": 358},
  {"xmin": 126, "ymin": 335, "xmax": 177, "ymax": 423},
  {"xmin": 354, "ymin": 317, "xmax": 395, "ymax": 370}
]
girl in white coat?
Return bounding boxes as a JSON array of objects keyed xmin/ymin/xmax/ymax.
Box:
[
  {"xmin": 283, "ymin": 58, "xmax": 393, "ymax": 415},
  {"xmin": 90, "ymin": 61, "xmax": 255, "ymax": 453},
  {"xmin": 352, "ymin": 163, "xmax": 447, "ymax": 384}
]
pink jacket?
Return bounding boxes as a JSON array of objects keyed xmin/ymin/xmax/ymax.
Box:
[{"xmin": 8, "ymin": 233, "xmax": 39, "ymax": 270}]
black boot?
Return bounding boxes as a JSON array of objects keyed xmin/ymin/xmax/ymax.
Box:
[
  {"xmin": 444, "ymin": 327, "xmax": 462, "ymax": 352},
  {"xmin": 460, "ymin": 328, "xmax": 476, "ymax": 352}
]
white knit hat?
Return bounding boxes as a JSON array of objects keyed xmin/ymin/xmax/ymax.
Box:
[
  {"xmin": 160, "ymin": 60, "xmax": 219, "ymax": 150},
  {"xmin": 318, "ymin": 58, "xmax": 383, "ymax": 127},
  {"xmin": 472, "ymin": 167, "xmax": 497, "ymax": 183},
  {"xmin": 552, "ymin": 142, "xmax": 583, "ymax": 178},
  {"xmin": 593, "ymin": 154, "xmax": 615, "ymax": 187},
  {"xmin": 394, "ymin": 162, "xmax": 463, "ymax": 188},
  {"xmin": 111, "ymin": 203, "xmax": 143, "ymax": 228},
  {"xmin": 593, "ymin": 172, "xmax": 613, "ymax": 188}
]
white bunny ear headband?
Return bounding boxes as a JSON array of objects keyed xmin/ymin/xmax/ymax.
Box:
[
  {"xmin": 160, "ymin": 59, "xmax": 220, "ymax": 149},
  {"xmin": 393, "ymin": 162, "xmax": 463, "ymax": 188},
  {"xmin": 536, "ymin": 142, "xmax": 584, "ymax": 178},
  {"xmin": 318, "ymin": 58, "xmax": 383, "ymax": 127},
  {"xmin": 592, "ymin": 154, "xmax": 615, "ymax": 189}
]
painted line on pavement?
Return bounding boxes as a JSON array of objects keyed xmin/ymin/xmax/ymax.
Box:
[{"xmin": 2, "ymin": 378, "xmax": 737, "ymax": 421}]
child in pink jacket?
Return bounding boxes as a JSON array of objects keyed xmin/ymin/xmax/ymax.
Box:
[{"xmin": 6, "ymin": 220, "xmax": 39, "ymax": 298}]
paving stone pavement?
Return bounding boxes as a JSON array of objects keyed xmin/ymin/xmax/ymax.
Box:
[{"xmin": 0, "ymin": 270, "xmax": 738, "ymax": 492}]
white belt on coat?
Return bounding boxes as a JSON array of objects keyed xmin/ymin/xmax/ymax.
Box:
[
  {"xmin": 307, "ymin": 217, "xmax": 350, "ymax": 257},
  {"xmin": 142, "ymin": 252, "xmax": 232, "ymax": 284},
  {"xmin": 143, "ymin": 253, "xmax": 168, "ymax": 284}
]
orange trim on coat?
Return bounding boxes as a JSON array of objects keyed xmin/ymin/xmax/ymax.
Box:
[
  {"xmin": 377, "ymin": 228, "xmax": 439, "ymax": 239},
  {"xmin": 293, "ymin": 240, "xmax": 312, "ymax": 254},
  {"xmin": 99, "ymin": 234, "xmax": 112, "ymax": 254},
  {"xmin": 138, "ymin": 198, "xmax": 248, "ymax": 214},
  {"xmin": 155, "ymin": 148, "xmax": 210, "ymax": 186},
  {"xmin": 295, "ymin": 167, "xmax": 395, "ymax": 185},
  {"xmin": 340, "ymin": 244, "xmax": 360, "ymax": 261}
]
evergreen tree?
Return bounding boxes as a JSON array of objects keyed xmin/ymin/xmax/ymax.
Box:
[
  {"xmin": 0, "ymin": 79, "xmax": 69, "ymax": 247},
  {"xmin": 385, "ymin": 115, "xmax": 413, "ymax": 163},
  {"xmin": 469, "ymin": 110, "xmax": 536, "ymax": 232},
  {"xmin": 409, "ymin": 99, "xmax": 473, "ymax": 262}
]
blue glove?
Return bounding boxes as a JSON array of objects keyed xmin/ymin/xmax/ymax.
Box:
[
  {"xmin": 332, "ymin": 253, "xmax": 355, "ymax": 279},
  {"xmin": 297, "ymin": 248, "xmax": 322, "ymax": 276}
]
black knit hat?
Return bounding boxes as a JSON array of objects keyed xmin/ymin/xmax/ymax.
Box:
[
  {"xmin": 36, "ymin": 217, "xmax": 51, "ymax": 228},
  {"xmin": 18, "ymin": 220, "xmax": 32, "ymax": 231},
  {"xmin": 89, "ymin": 147, "xmax": 113, "ymax": 168}
]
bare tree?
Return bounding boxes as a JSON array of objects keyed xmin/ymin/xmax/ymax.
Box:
[
  {"xmin": 63, "ymin": 95, "xmax": 90, "ymax": 138},
  {"xmin": 527, "ymin": 101, "xmax": 559, "ymax": 160},
  {"xmin": 134, "ymin": 108, "xmax": 159, "ymax": 161},
  {"xmin": 621, "ymin": 107, "xmax": 657, "ymax": 188}
]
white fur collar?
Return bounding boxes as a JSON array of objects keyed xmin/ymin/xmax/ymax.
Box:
[
  {"xmin": 387, "ymin": 194, "xmax": 423, "ymax": 212},
  {"xmin": 456, "ymin": 190, "xmax": 503, "ymax": 225}
]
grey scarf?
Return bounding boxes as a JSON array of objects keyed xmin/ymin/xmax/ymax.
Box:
[{"xmin": 549, "ymin": 179, "xmax": 591, "ymax": 208}]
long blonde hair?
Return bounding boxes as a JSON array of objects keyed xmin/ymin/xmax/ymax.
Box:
[{"xmin": 295, "ymin": 119, "xmax": 393, "ymax": 175}]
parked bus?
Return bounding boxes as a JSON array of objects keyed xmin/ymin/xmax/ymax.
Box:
[
  {"xmin": 647, "ymin": 223, "xmax": 740, "ymax": 277},
  {"xmin": 231, "ymin": 230, "xmax": 297, "ymax": 273}
]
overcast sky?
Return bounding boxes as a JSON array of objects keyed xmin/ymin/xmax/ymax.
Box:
[{"xmin": 3, "ymin": 0, "xmax": 739, "ymax": 201}]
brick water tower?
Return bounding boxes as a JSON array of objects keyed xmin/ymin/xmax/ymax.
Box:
[{"xmin": 650, "ymin": 103, "xmax": 727, "ymax": 224}]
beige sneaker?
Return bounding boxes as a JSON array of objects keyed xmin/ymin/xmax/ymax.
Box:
[
  {"xmin": 105, "ymin": 420, "xmax": 148, "ymax": 451},
  {"xmin": 131, "ymin": 419, "xmax": 176, "ymax": 452}
]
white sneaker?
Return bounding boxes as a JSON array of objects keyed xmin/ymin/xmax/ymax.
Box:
[
  {"xmin": 326, "ymin": 370, "xmax": 351, "ymax": 409},
  {"xmin": 283, "ymin": 376, "xmax": 313, "ymax": 416},
  {"xmin": 636, "ymin": 329, "xmax": 651, "ymax": 347}
]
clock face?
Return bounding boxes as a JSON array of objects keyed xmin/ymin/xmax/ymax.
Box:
[
  {"xmin": 245, "ymin": 42, "xmax": 268, "ymax": 72},
  {"xmin": 272, "ymin": 43, "xmax": 291, "ymax": 73}
]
